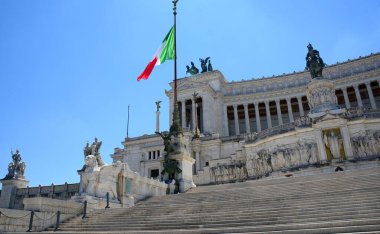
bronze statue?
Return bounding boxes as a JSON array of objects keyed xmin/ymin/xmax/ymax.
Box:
[
  {"xmin": 155, "ymin": 101, "xmax": 162, "ymax": 112},
  {"xmin": 2, "ymin": 149, "xmax": 26, "ymax": 180},
  {"xmin": 186, "ymin": 62, "xmax": 199, "ymax": 75},
  {"xmin": 305, "ymin": 43, "xmax": 325, "ymax": 78},
  {"xmin": 207, "ymin": 60, "xmax": 213, "ymax": 72},
  {"xmin": 199, "ymin": 57, "xmax": 210, "ymax": 73},
  {"xmin": 83, "ymin": 138, "xmax": 105, "ymax": 167}
]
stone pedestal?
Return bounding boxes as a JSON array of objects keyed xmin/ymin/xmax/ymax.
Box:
[
  {"xmin": 71, "ymin": 194, "xmax": 123, "ymax": 210},
  {"xmin": 0, "ymin": 179, "xmax": 29, "ymax": 208},
  {"xmin": 306, "ymin": 78, "xmax": 344, "ymax": 118},
  {"xmin": 170, "ymin": 152, "xmax": 196, "ymax": 192}
]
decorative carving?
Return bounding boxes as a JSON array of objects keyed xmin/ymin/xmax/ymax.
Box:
[
  {"xmin": 210, "ymin": 160, "xmax": 247, "ymax": 184},
  {"xmin": 294, "ymin": 116, "xmax": 311, "ymax": 127},
  {"xmin": 306, "ymin": 79, "xmax": 340, "ymax": 114},
  {"xmin": 351, "ymin": 130, "xmax": 380, "ymax": 158},
  {"xmin": 2, "ymin": 149, "xmax": 26, "ymax": 180},
  {"xmin": 246, "ymin": 140, "xmax": 318, "ymax": 179},
  {"xmin": 305, "ymin": 43, "xmax": 325, "ymax": 78}
]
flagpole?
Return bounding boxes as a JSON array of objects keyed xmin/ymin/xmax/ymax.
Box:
[
  {"xmin": 127, "ymin": 105, "xmax": 130, "ymax": 138},
  {"xmin": 170, "ymin": 0, "xmax": 182, "ymax": 135}
]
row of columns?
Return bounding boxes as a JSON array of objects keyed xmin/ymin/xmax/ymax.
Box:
[
  {"xmin": 226, "ymin": 80, "xmax": 379, "ymax": 136},
  {"xmin": 179, "ymin": 97, "xmax": 200, "ymax": 131},
  {"xmin": 229, "ymin": 96, "xmax": 305, "ymax": 135},
  {"xmin": 340, "ymin": 82, "xmax": 377, "ymax": 110}
]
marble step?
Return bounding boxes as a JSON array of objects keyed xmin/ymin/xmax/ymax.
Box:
[
  {"xmin": 60, "ymin": 212, "xmax": 380, "ymax": 230},
  {"xmin": 49, "ymin": 217, "xmax": 380, "ymax": 232}
]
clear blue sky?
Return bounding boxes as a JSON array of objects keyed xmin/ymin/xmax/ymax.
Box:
[{"xmin": 0, "ymin": 0, "xmax": 379, "ymax": 187}]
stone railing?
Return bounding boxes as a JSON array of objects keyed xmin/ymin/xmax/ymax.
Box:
[
  {"xmin": 344, "ymin": 107, "xmax": 380, "ymax": 120},
  {"xmin": 16, "ymin": 183, "xmax": 80, "ymax": 199},
  {"xmin": 246, "ymin": 123, "xmax": 296, "ymax": 144},
  {"xmin": 123, "ymin": 167, "xmax": 168, "ymax": 201}
]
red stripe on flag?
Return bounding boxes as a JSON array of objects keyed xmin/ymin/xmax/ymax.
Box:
[{"xmin": 137, "ymin": 57, "xmax": 158, "ymax": 81}]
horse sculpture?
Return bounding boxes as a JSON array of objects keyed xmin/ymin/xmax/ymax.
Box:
[{"xmin": 305, "ymin": 43, "xmax": 325, "ymax": 78}]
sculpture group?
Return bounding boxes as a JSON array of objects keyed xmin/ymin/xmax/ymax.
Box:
[
  {"xmin": 186, "ymin": 57, "xmax": 213, "ymax": 75},
  {"xmin": 2, "ymin": 150, "xmax": 26, "ymax": 180}
]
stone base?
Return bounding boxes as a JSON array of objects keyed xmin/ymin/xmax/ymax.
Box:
[
  {"xmin": 0, "ymin": 179, "xmax": 29, "ymax": 208},
  {"xmin": 24, "ymin": 197, "xmax": 82, "ymax": 214},
  {"xmin": 170, "ymin": 152, "xmax": 196, "ymax": 193}
]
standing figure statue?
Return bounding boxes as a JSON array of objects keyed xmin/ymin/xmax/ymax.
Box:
[
  {"xmin": 305, "ymin": 43, "xmax": 325, "ymax": 78},
  {"xmin": 199, "ymin": 57, "xmax": 210, "ymax": 73},
  {"xmin": 91, "ymin": 138, "xmax": 105, "ymax": 166},
  {"xmin": 207, "ymin": 59, "xmax": 213, "ymax": 72}
]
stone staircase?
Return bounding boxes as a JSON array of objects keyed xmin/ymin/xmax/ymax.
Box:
[{"xmin": 46, "ymin": 166, "xmax": 380, "ymax": 233}]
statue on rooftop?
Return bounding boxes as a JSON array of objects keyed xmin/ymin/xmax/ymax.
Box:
[
  {"xmin": 2, "ymin": 149, "xmax": 26, "ymax": 180},
  {"xmin": 305, "ymin": 43, "xmax": 325, "ymax": 78},
  {"xmin": 199, "ymin": 57, "xmax": 210, "ymax": 73},
  {"xmin": 186, "ymin": 62, "xmax": 199, "ymax": 75}
]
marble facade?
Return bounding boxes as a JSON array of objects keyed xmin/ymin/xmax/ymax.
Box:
[{"xmin": 114, "ymin": 53, "xmax": 380, "ymax": 185}]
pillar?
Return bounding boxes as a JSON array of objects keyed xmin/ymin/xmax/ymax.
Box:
[
  {"xmin": 233, "ymin": 104, "xmax": 240, "ymax": 135},
  {"xmin": 223, "ymin": 105, "xmax": 229, "ymax": 136},
  {"xmin": 353, "ymin": 84, "xmax": 363, "ymax": 107},
  {"xmin": 342, "ymin": 87, "xmax": 351, "ymax": 109},
  {"xmin": 365, "ymin": 82, "xmax": 377, "ymax": 110},
  {"xmin": 156, "ymin": 110, "xmax": 160, "ymax": 132},
  {"xmin": 315, "ymin": 129, "xmax": 327, "ymax": 162},
  {"xmin": 340, "ymin": 126, "xmax": 354, "ymax": 159},
  {"xmin": 243, "ymin": 103, "xmax": 251, "ymax": 133},
  {"xmin": 254, "ymin": 101, "xmax": 261, "ymax": 132},
  {"xmin": 195, "ymin": 151, "xmax": 200, "ymax": 171},
  {"xmin": 264, "ymin": 100, "xmax": 272, "ymax": 129},
  {"xmin": 297, "ymin": 96, "xmax": 304, "ymax": 116},
  {"xmin": 275, "ymin": 99, "xmax": 283, "ymax": 125},
  {"xmin": 286, "ymin": 97, "xmax": 294, "ymax": 123},
  {"xmin": 181, "ymin": 100, "xmax": 186, "ymax": 128},
  {"xmin": 192, "ymin": 98, "xmax": 196, "ymax": 131}
]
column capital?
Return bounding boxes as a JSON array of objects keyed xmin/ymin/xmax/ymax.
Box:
[
  {"xmin": 365, "ymin": 81, "xmax": 371, "ymax": 86},
  {"xmin": 233, "ymin": 103, "xmax": 238, "ymax": 108},
  {"xmin": 253, "ymin": 100, "xmax": 260, "ymax": 105},
  {"xmin": 274, "ymin": 98, "xmax": 281, "ymax": 104},
  {"xmin": 353, "ymin": 83, "xmax": 359, "ymax": 89},
  {"xmin": 243, "ymin": 103, "xmax": 249, "ymax": 107},
  {"xmin": 296, "ymin": 95, "xmax": 302, "ymax": 100},
  {"xmin": 286, "ymin": 97, "xmax": 291, "ymax": 102}
]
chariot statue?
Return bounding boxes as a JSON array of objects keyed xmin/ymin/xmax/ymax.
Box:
[{"xmin": 186, "ymin": 62, "xmax": 199, "ymax": 75}]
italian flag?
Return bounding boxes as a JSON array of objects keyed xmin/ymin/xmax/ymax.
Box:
[{"xmin": 137, "ymin": 26, "xmax": 175, "ymax": 81}]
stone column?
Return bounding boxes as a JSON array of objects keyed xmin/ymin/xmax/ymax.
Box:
[
  {"xmin": 181, "ymin": 100, "xmax": 186, "ymax": 128},
  {"xmin": 340, "ymin": 126, "xmax": 354, "ymax": 159},
  {"xmin": 233, "ymin": 104, "xmax": 240, "ymax": 135},
  {"xmin": 275, "ymin": 99, "xmax": 283, "ymax": 125},
  {"xmin": 342, "ymin": 87, "xmax": 351, "ymax": 109},
  {"xmin": 195, "ymin": 151, "xmax": 201, "ymax": 171},
  {"xmin": 297, "ymin": 96, "xmax": 304, "ymax": 116},
  {"xmin": 264, "ymin": 100, "xmax": 272, "ymax": 129},
  {"xmin": 156, "ymin": 110, "xmax": 160, "ymax": 133},
  {"xmin": 365, "ymin": 82, "xmax": 377, "ymax": 110},
  {"xmin": 169, "ymin": 97, "xmax": 173, "ymax": 126},
  {"xmin": 286, "ymin": 97, "xmax": 294, "ymax": 123},
  {"xmin": 254, "ymin": 101, "xmax": 261, "ymax": 132},
  {"xmin": 192, "ymin": 98, "xmax": 196, "ymax": 131},
  {"xmin": 353, "ymin": 84, "xmax": 363, "ymax": 107},
  {"xmin": 223, "ymin": 105, "xmax": 229, "ymax": 136},
  {"xmin": 315, "ymin": 129, "xmax": 327, "ymax": 162},
  {"xmin": 243, "ymin": 103, "xmax": 251, "ymax": 133}
]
